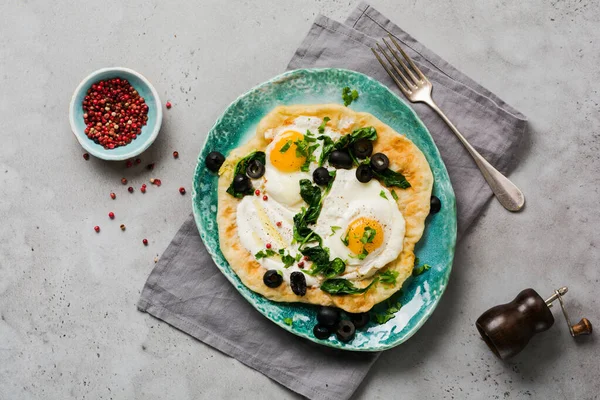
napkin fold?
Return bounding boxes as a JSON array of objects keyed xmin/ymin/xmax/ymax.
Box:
[{"xmin": 138, "ymin": 3, "xmax": 527, "ymax": 400}]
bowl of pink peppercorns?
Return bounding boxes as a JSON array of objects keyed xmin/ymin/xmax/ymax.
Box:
[{"xmin": 69, "ymin": 67, "xmax": 163, "ymax": 161}]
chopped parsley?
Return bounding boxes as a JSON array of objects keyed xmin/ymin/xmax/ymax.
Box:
[
  {"xmin": 330, "ymin": 226, "xmax": 341, "ymax": 235},
  {"xmin": 342, "ymin": 87, "xmax": 359, "ymax": 106},
  {"xmin": 255, "ymin": 249, "xmax": 276, "ymax": 259},
  {"xmin": 294, "ymin": 138, "xmax": 318, "ymax": 172},
  {"xmin": 357, "ymin": 247, "xmax": 369, "ymax": 260},
  {"xmin": 374, "ymin": 300, "xmax": 402, "ymax": 324},
  {"xmin": 379, "ymin": 270, "xmax": 399, "ymax": 285},
  {"xmin": 360, "ymin": 226, "xmax": 377, "ymax": 244},
  {"xmin": 318, "ymin": 117, "xmax": 330, "ymax": 134},
  {"xmin": 283, "ymin": 317, "xmax": 293, "ymax": 326},
  {"xmin": 379, "ymin": 190, "xmax": 388, "ymax": 199},
  {"xmin": 391, "ymin": 190, "xmax": 399, "ymax": 201},
  {"xmin": 341, "ymin": 231, "xmax": 350, "ymax": 246},
  {"xmin": 225, "ymin": 151, "xmax": 266, "ymax": 198},
  {"xmin": 412, "ymin": 263, "xmax": 431, "ymax": 276},
  {"xmin": 320, "ymin": 277, "xmax": 378, "ymax": 295},
  {"xmin": 281, "ymin": 253, "xmax": 295, "ymax": 268},
  {"xmin": 279, "ymin": 140, "xmax": 292, "ymax": 153}
]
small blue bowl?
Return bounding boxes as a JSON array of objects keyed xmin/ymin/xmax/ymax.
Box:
[{"xmin": 69, "ymin": 67, "xmax": 162, "ymax": 161}]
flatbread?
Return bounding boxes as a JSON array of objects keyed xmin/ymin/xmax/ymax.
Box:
[{"xmin": 217, "ymin": 104, "xmax": 433, "ymax": 313}]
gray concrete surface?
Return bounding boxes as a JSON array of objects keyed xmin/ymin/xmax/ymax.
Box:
[{"xmin": 1, "ymin": 0, "xmax": 599, "ymax": 399}]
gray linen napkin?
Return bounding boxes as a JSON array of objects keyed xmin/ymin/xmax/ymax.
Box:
[{"xmin": 137, "ymin": 3, "xmax": 527, "ymax": 400}]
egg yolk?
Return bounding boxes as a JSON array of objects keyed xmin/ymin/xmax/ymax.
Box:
[
  {"xmin": 270, "ymin": 130, "xmax": 306, "ymax": 172},
  {"xmin": 345, "ymin": 217, "xmax": 384, "ymax": 255}
]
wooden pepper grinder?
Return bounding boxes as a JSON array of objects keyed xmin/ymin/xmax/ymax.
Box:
[{"xmin": 476, "ymin": 287, "xmax": 592, "ymax": 359}]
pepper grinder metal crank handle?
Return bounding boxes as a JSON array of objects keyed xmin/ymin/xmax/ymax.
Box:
[{"xmin": 544, "ymin": 287, "xmax": 592, "ymax": 337}]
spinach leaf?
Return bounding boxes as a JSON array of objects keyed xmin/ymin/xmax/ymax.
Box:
[
  {"xmin": 299, "ymin": 179, "xmax": 321, "ymax": 206},
  {"xmin": 372, "ymin": 168, "xmax": 411, "ymax": 189},
  {"xmin": 334, "ymin": 127, "xmax": 377, "ymax": 151},
  {"xmin": 226, "ymin": 151, "xmax": 266, "ymax": 198},
  {"xmin": 320, "ymin": 277, "xmax": 378, "ymax": 295},
  {"xmin": 322, "ymin": 257, "xmax": 346, "ymax": 278},
  {"xmin": 317, "ymin": 135, "xmax": 335, "ymax": 166},
  {"xmin": 301, "ymin": 246, "xmax": 330, "ymax": 272}
]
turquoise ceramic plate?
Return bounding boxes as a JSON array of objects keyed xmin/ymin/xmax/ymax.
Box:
[{"xmin": 192, "ymin": 68, "xmax": 456, "ymax": 351}]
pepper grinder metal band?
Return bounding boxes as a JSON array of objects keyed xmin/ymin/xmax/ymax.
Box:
[{"xmin": 476, "ymin": 287, "xmax": 592, "ymax": 360}]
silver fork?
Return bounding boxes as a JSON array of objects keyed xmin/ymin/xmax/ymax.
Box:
[{"xmin": 372, "ymin": 35, "xmax": 525, "ymax": 212}]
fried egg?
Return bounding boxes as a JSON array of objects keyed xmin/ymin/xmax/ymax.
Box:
[
  {"xmin": 314, "ymin": 169, "xmax": 405, "ymax": 279},
  {"xmin": 263, "ymin": 116, "xmax": 340, "ymax": 207}
]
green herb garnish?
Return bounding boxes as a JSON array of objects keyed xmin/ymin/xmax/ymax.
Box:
[
  {"xmin": 360, "ymin": 226, "xmax": 377, "ymax": 244},
  {"xmin": 318, "ymin": 117, "xmax": 330, "ymax": 134},
  {"xmin": 379, "ymin": 270, "xmax": 399, "ymax": 285},
  {"xmin": 412, "ymin": 263, "xmax": 431, "ymax": 276},
  {"xmin": 283, "ymin": 317, "xmax": 293, "ymax": 326},
  {"xmin": 281, "ymin": 253, "xmax": 295, "ymax": 268},
  {"xmin": 342, "ymin": 87, "xmax": 359, "ymax": 106},
  {"xmin": 341, "ymin": 231, "xmax": 350, "ymax": 246},
  {"xmin": 320, "ymin": 277, "xmax": 378, "ymax": 295},
  {"xmin": 379, "ymin": 190, "xmax": 388, "ymax": 199},
  {"xmin": 357, "ymin": 247, "xmax": 369, "ymax": 260},
  {"xmin": 374, "ymin": 299, "xmax": 402, "ymax": 324},
  {"xmin": 225, "ymin": 151, "xmax": 266, "ymax": 198},
  {"xmin": 391, "ymin": 190, "xmax": 399, "ymax": 201},
  {"xmin": 279, "ymin": 140, "xmax": 292, "ymax": 153},
  {"xmin": 330, "ymin": 226, "xmax": 341, "ymax": 234},
  {"xmin": 255, "ymin": 249, "xmax": 276, "ymax": 259}
]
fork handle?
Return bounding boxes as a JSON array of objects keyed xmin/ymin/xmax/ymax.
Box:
[{"xmin": 426, "ymin": 100, "xmax": 525, "ymax": 212}]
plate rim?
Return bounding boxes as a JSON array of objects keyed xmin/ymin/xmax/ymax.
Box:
[{"xmin": 192, "ymin": 67, "xmax": 457, "ymax": 351}]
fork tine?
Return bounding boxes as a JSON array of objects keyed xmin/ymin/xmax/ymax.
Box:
[
  {"xmin": 388, "ymin": 34, "xmax": 426, "ymax": 81},
  {"xmin": 375, "ymin": 43, "xmax": 415, "ymax": 90},
  {"xmin": 382, "ymin": 37, "xmax": 419, "ymax": 85},
  {"xmin": 371, "ymin": 48, "xmax": 410, "ymax": 94}
]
